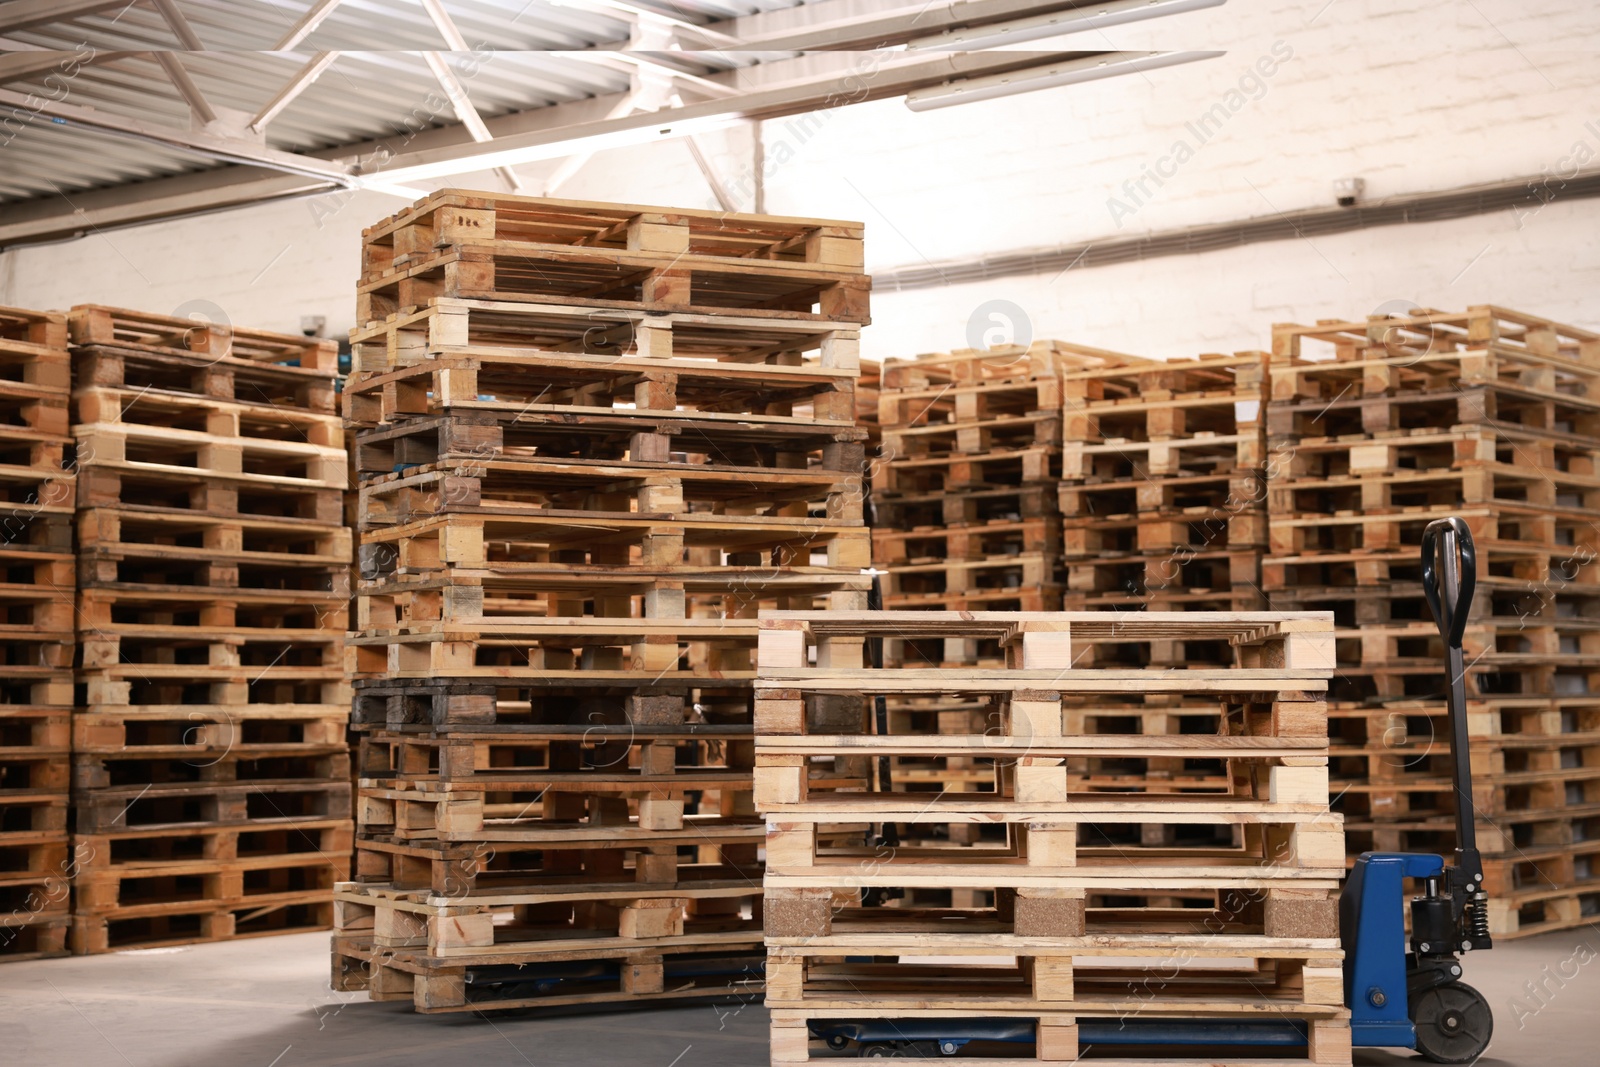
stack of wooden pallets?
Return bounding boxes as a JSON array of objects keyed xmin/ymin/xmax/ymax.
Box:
[
  {"xmin": 1267, "ymin": 305, "xmax": 1600, "ymax": 939},
  {"xmin": 67, "ymin": 305, "xmax": 352, "ymax": 954},
  {"xmin": 1059, "ymin": 346, "xmax": 1271, "ymax": 622},
  {"xmin": 0, "ymin": 307, "xmax": 75, "ymax": 961},
  {"xmin": 331, "ymin": 191, "xmax": 873, "ymax": 1012},
  {"xmin": 755, "ymin": 609, "xmax": 1350, "ymax": 1064},
  {"xmin": 871, "ymin": 344, "xmax": 1083, "ymax": 623}
]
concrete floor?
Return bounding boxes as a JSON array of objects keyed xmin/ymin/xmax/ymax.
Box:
[{"xmin": 1, "ymin": 928, "xmax": 1595, "ymax": 1066}]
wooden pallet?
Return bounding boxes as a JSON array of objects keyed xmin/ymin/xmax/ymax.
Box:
[
  {"xmin": 75, "ymin": 422, "xmax": 345, "ymax": 497},
  {"xmin": 352, "ymin": 406, "xmax": 864, "ymax": 478},
  {"xmin": 350, "ymin": 678, "xmax": 752, "ymax": 728},
  {"xmin": 363, "ymin": 191, "xmax": 862, "ymax": 271},
  {"xmin": 1269, "ymin": 467, "xmax": 1599, "ymax": 530},
  {"xmin": 0, "ymin": 452, "xmax": 74, "ymax": 513},
  {"xmin": 77, "ymin": 626, "xmax": 344, "ymax": 682},
  {"xmin": 877, "ymin": 373, "xmax": 1062, "ymax": 433},
  {"xmin": 1061, "ymin": 470, "xmax": 1264, "ymax": 518},
  {"xmin": 1269, "ymin": 380, "xmax": 1600, "ymax": 442},
  {"xmin": 872, "ymin": 518, "xmax": 1059, "ymax": 566},
  {"xmin": 357, "ymin": 456, "xmax": 863, "ymax": 531},
  {"xmin": 879, "ymin": 341, "xmax": 1144, "ymax": 391},
  {"xmin": 72, "ymin": 818, "xmax": 353, "ymax": 873},
  {"xmin": 871, "ymin": 482, "xmax": 1056, "ymax": 530},
  {"xmin": 0, "ymin": 308, "xmax": 73, "ymax": 521},
  {"xmin": 0, "ymin": 908, "xmax": 70, "ymax": 962},
  {"xmin": 881, "ymin": 553, "xmax": 1057, "ymax": 601},
  {"xmin": 73, "ymin": 779, "xmax": 352, "ymax": 834},
  {"xmin": 358, "ymin": 191, "xmax": 866, "ymax": 318},
  {"xmin": 69, "ymin": 304, "xmax": 339, "ymax": 369},
  {"xmin": 72, "ymin": 851, "xmax": 347, "ymax": 917},
  {"xmin": 332, "ymin": 934, "xmax": 764, "ymax": 1013},
  {"xmin": 357, "ymin": 241, "xmax": 870, "ymax": 327},
  {"xmin": 1063, "ymin": 510, "xmax": 1266, "ymax": 556},
  {"xmin": 333, "ymin": 881, "xmax": 762, "ymax": 962},
  {"xmin": 76, "ymin": 466, "xmax": 345, "ymax": 522},
  {"xmin": 872, "ymin": 444, "xmax": 1058, "ymax": 497},
  {"xmin": 350, "ymin": 300, "xmax": 860, "ymax": 409},
  {"xmin": 1266, "ymin": 501, "xmax": 1588, "ymax": 559},
  {"xmin": 72, "ymin": 744, "xmax": 350, "ymax": 792},
  {"xmin": 359, "ymin": 511, "xmax": 870, "ymax": 580},
  {"xmin": 770, "ymin": 1006, "xmax": 1351, "ymax": 1065},
  {"xmin": 766, "ymin": 935, "xmax": 1343, "ymax": 1010},
  {"xmin": 352, "ymin": 813, "xmax": 760, "ymax": 890},
  {"xmin": 1263, "ymin": 531, "xmax": 1596, "ymax": 590},
  {"xmin": 882, "ymin": 413, "xmax": 1060, "ymax": 461},
  {"xmin": 1062, "ymin": 350, "xmax": 1270, "ymax": 444},
  {"xmin": 70, "ymin": 892, "xmax": 336, "ymax": 954},
  {"xmin": 1272, "ymin": 305, "xmax": 1600, "ymax": 404},
  {"xmin": 75, "ymin": 507, "xmax": 351, "ymax": 591},
  {"xmin": 1062, "ymin": 430, "xmax": 1266, "ymax": 480},
  {"xmin": 1063, "ymin": 546, "xmax": 1262, "ymax": 596},
  {"xmin": 0, "ymin": 305, "xmax": 68, "ymax": 350},
  {"xmin": 357, "ymin": 768, "xmax": 756, "ymax": 844}
]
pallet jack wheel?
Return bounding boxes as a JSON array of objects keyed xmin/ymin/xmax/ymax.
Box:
[
  {"xmin": 859, "ymin": 1042, "xmax": 903, "ymax": 1057},
  {"xmin": 1411, "ymin": 981, "xmax": 1494, "ymax": 1064}
]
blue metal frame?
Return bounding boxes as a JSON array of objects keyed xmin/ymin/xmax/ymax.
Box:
[{"xmin": 1341, "ymin": 851, "xmax": 1445, "ymax": 1047}]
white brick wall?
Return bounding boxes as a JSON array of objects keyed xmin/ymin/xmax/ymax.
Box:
[{"xmin": 1, "ymin": 0, "xmax": 1596, "ymax": 358}]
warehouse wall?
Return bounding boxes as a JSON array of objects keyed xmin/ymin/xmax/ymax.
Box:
[{"xmin": 2, "ymin": 0, "xmax": 1597, "ymax": 356}]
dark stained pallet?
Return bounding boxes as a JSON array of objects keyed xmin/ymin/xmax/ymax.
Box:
[
  {"xmin": 350, "ymin": 679, "xmax": 752, "ymax": 729},
  {"xmin": 351, "ymin": 409, "xmax": 864, "ymax": 478},
  {"xmin": 356, "ymin": 456, "xmax": 863, "ymax": 532},
  {"xmin": 332, "ymin": 934, "xmax": 764, "ymax": 1013},
  {"xmin": 73, "ymin": 779, "xmax": 353, "ymax": 834}
]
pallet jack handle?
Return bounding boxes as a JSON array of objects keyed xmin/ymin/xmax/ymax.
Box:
[{"xmin": 1418, "ymin": 517, "xmax": 1491, "ymax": 949}]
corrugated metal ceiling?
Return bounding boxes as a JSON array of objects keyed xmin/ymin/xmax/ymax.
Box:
[{"xmin": 0, "ymin": 0, "xmax": 805, "ymax": 204}]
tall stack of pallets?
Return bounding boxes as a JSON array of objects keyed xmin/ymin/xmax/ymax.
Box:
[
  {"xmin": 66, "ymin": 305, "xmax": 352, "ymax": 954},
  {"xmin": 868, "ymin": 344, "xmax": 1085, "ymax": 896},
  {"xmin": 871, "ymin": 344, "xmax": 1082, "ymax": 629},
  {"xmin": 1059, "ymin": 346, "xmax": 1271, "ymax": 620},
  {"xmin": 0, "ymin": 307, "xmax": 75, "ymax": 961},
  {"xmin": 330, "ymin": 191, "xmax": 873, "ymax": 1013},
  {"xmin": 755, "ymin": 609, "xmax": 1350, "ymax": 1064},
  {"xmin": 1266, "ymin": 305, "xmax": 1600, "ymax": 939}
]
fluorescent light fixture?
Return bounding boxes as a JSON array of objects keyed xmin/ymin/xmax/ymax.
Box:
[
  {"xmin": 909, "ymin": 0, "xmax": 1227, "ymax": 51},
  {"xmin": 904, "ymin": 49, "xmax": 1223, "ymax": 112}
]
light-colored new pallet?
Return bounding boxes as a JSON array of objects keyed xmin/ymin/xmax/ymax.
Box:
[
  {"xmin": 332, "ymin": 880, "xmax": 760, "ymax": 961},
  {"xmin": 1271, "ymin": 305, "xmax": 1600, "ymax": 405},
  {"xmin": 348, "ymin": 298, "xmax": 861, "ymax": 401}
]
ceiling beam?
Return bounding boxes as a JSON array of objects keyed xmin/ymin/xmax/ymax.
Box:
[
  {"xmin": 0, "ymin": 0, "xmax": 133, "ymax": 33},
  {"xmin": 701, "ymin": 0, "xmax": 1224, "ymax": 52},
  {"xmin": 250, "ymin": 50, "xmax": 340, "ymax": 133},
  {"xmin": 0, "ymin": 85, "xmax": 352, "ymax": 182},
  {"xmin": 0, "ymin": 24, "xmax": 1195, "ymax": 247},
  {"xmin": 552, "ymin": 0, "xmax": 739, "ymax": 47},
  {"xmin": 363, "ymin": 50, "xmax": 1100, "ymax": 185},
  {"xmin": 0, "ymin": 49, "xmax": 132, "ymax": 85},
  {"xmin": 271, "ymin": 0, "xmax": 346, "ymax": 51},
  {"xmin": 153, "ymin": 51, "xmax": 217, "ymax": 126},
  {"xmin": 418, "ymin": 0, "xmax": 522, "ymax": 192},
  {"xmin": 542, "ymin": 91, "xmax": 640, "ymax": 197},
  {"xmin": 150, "ymin": 0, "xmax": 203, "ymax": 50}
]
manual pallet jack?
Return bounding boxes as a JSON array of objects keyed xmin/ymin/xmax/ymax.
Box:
[{"xmin": 812, "ymin": 517, "xmax": 1496, "ymax": 1061}]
